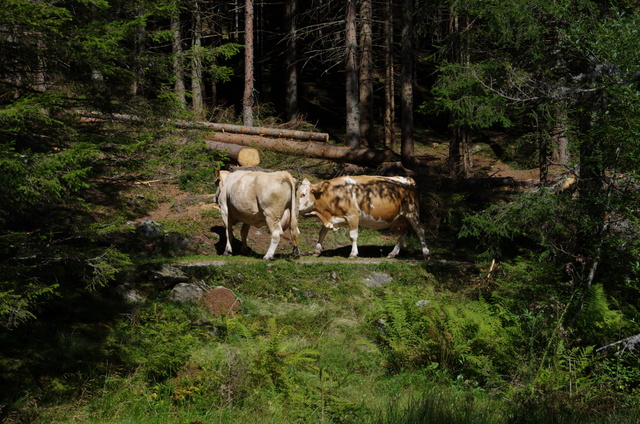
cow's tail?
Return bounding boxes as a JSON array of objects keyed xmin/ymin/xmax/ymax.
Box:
[
  {"xmin": 289, "ymin": 175, "xmax": 300, "ymax": 258},
  {"xmin": 289, "ymin": 175, "xmax": 300, "ymax": 237}
]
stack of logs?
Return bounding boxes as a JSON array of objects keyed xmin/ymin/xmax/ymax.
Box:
[
  {"xmin": 200, "ymin": 122, "xmax": 395, "ymax": 167},
  {"xmin": 75, "ymin": 111, "xmax": 395, "ymax": 168}
]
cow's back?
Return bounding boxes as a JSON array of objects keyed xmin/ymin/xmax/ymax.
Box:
[
  {"xmin": 315, "ymin": 176, "xmax": 418, "ymax": 228},
  {"xmin": 349, "ymin": 176, "xmax": 419, "ymax": 225},
  {"xmin": 223, "ymin": 170, "xmax": 296, "ymax": 226}
]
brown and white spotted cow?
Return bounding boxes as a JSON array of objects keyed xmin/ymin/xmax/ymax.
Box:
[
  {"xmin": 215, "ymin": 170, "xmax": 300, "ymax": 260},
  {"xmin": 298, "ymin": 175, "xmax": 430, "ymax": 259}
]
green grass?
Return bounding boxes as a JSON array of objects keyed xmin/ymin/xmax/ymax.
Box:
[{"xmin": 4, "ymin": 259, "xmax": 637, "ymax": 423}]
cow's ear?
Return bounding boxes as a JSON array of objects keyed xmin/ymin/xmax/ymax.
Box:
[
  {"xmin": 217, "ymin": 170, "xmax": 230, "ymax": 182},
  {"xmin": 311, "ymin": 181, "xmax": 328, "ymax": 197}
]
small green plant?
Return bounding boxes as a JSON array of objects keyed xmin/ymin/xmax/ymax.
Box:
[{"xmin": 115, "ymin": 302, "xmax": 205, "ymax": 381}]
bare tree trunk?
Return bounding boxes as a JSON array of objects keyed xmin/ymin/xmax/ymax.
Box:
[
  {"xmin": 171, "ymin": 13, "xmax": 186, "ymax": 109},
  {"xmin": 284, "ymin": 0, "xmax": 298, "ymax": 122},
  {"xmin": 447, "ymin": 11, "xmax": 473, "ymax": 177},
  {"xmin": 131, "ymin": 6, "xmax": 145, "ymax": 97},
  {"xmin": 345, "ymin": 0, "xmax": 360, "ymax": 148},
  {"xmin": 191, "ymin": 0, "xmax": 204, "ymax": 118},
  {"xmin": 243, "ymin": 0, "xmax": 255, "ymax": 126},
  {"xmin": 552, "ymin": 105, "xmax": 570, "ymax": 165},
  {"xmin": 400, "ymin": 0, "xmax": 415, "ymax": 168},
  {"xmin": 35, "ymin": 39, "xmax": 47, "ymax": 92},
  {"xmin": 383, "ymin": 0, "xmax": 396, "ymax": 149},
  {"xmin": 359, "ymin": 0, "xmax": 375, "ymax": 148}
]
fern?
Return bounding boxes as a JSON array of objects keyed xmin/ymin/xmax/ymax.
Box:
[
  {"xmin": 252, "ymin": 318, "xmax": 319, "ymax": 400},
  {"xmin": 577, "ymin": 284, "xmax": 624, "ymax": 345},
  {"xmin": 376, "ymin": 289, "xmax": 510, "ymax": 381}
]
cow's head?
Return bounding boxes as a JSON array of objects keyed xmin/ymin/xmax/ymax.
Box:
[{"xmin": 298, "ymin": 179, "xmax": 317, "ymax": 215}]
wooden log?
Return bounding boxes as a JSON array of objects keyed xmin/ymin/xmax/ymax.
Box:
[
  {"xmin": 199, "ymin": 122, "xmax": 329, "ymax": 142},
  {"xmin": 75, "ymin": 110, "xmax": 329, "ymax": 142},
  {"xmin": 205, "ymin": 140, "xmax": 260, "ymax": 167},
  {"xmin": 205, "ymin": 132, "xmax": 397, "ymax": 166}
]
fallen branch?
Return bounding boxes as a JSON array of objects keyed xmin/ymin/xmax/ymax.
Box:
[{"xmin": 596, "ymin": 333, "xmax": 640, "ymax": 355}]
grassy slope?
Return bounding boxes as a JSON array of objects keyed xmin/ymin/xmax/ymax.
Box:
[{"xmin": 2, "ymin": 130, "xmax": 638, "ymax": 423}]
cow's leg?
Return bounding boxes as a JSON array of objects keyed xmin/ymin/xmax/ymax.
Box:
[
  {"xmin": 408, "ymin": 217, "xmax": 430, "ymax": 259},
  {"xmin": 313, "ymin": 226, "xmax": 330, "ymax": 256},
  {"xmin": 240, "ymin": 223, "xmax": 251, "ymax": 253},
  {"xmin": 347, "ymin": 219, "xmax": 360, "ymax": 259},
  {"xmin": 223, "ymin": 222, "xmax": 234, "ymax": 256},
  {"xmin": 263, "ymin": 216, "xmax": 283, "ymax": 261},
  {"xmin": 388, "ymin": 230, "xmax": 406, "ymax": 259},
  {"xmin": 280, "ymin": 209, "xmax": 300, "ymax": 258}
]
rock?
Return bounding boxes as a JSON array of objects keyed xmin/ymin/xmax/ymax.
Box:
[
  {"xmin": 152, "ymin": 265, "xmax": 189, "ymax": 286},
  {"xmin": 136, "ymin": 219, "xmax": 164, "ymax": 238},
  {"xmin": 203, "ymin": 286, "xmax": 241, "ymax": 316},
  {"xmin": 169, "ymin": 282, "xmax": 206, "ymax": 303},
  {"xmin": 114, "ymin": 284, "xmax": 145, "ymax": 303},
  {"xmin": 363, "ymin": 272, "xmax": 393, "ymax": 287}
]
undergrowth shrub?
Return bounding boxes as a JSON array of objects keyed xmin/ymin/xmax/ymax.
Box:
[
  {"xmin": 373, "ymin": 287, "xmax": 510, "ymax": 382},
  {"xmin": 147, "ymin": 135, "xmax": 228, "ymax": 194},
  {"xmin": 576, "ymin": 284, "xmax": 625, "ymax": 346},
  {"xmin": 115, "ymin": 302, "xmax": 205, "ymax": 381}
]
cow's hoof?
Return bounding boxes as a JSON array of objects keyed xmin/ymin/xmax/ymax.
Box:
[
  {"xmin": 291, "ymin": 247, "xmax": 301, "ymax": 259},
  {"xmin": 223, "ymin": 251, "xmax": 232, "ymax": 256}
]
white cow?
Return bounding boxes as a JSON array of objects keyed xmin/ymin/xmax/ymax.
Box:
[{"xmin": 215, "ymin": 170, "xmax": 300, "ymax": 260}]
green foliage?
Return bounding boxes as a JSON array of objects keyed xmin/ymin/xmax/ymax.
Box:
[
  {"xmin": 459, "ymin": 190, "xmax": 572, "ymax": 258},
  {"xmin": 250, "ymin": 318, "xmax": 320, "ymax": 402},
  {"xmin": 374, "ymin": 288, "xmax": 510, "ymax": 381},
  {"xmin": 0, "ymin": 140, "xmax": 99, "ymax": 228},
  {"xmin": 115, "ymin": 302, "xmax": 205, "ymax": 381},
  {"xmin": 576, "ymin": 284, "xmax": 625, "ymax": 346},
  {"xmin": 425, "ymin": 61, "xmax": 512, "ymax": 130},
  {"xmin": 147, "ymin": 136, "xmax": 227, "ymax": 193},
  {"xmin": 86, "ymin": 247, "xmax": 132, "ymax": 290},
  {"xmin": 0, "ymin": 277, "xmax": 59, "ymax": 328}
]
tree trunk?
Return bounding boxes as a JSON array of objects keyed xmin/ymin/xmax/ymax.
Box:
[
  {"xmin": 171, "ymin": 13, "xmax": 186, "ymax": 109},
  {"xmin": 284, "ymin": 0, "xmax": 298, "ymax": 122},
  {"xmin": 345, "ymin": 0, "xmax": 360, "ymax": 148},
  {"xmin": 447, "ymin": 11, "xmax": 473, "ymax": 177},
  {"xmin": 552, "ymin": 106, "xmax": 570, "ymax": 165},
  {"xmin": 400, "ymin": 0, "xmax": 415, "ymax": 168},
  {"xmin": 131, "ymin": 6, "xmax": 145, "ymax": 97},
  {"xmin": 205, "ymin": 133, "xmax": 395, "ymax": 165},
  {"xmin": 383, "ymin": 0, "xmax": 396, "ymax": 149},
  {"xmin": 243, "ymin": 0, "xmax": 255, "ymax": 126},
  {"xmin": 191, "ymin": 0, "xmax": 204, "ymax": 118},
  {"xmin": 205, "ymin": 140, "xmax": 261, "ymax": 167},
  {"xmin": 359, "ymin": 0, "xmax": 375, "ymax": 148}
]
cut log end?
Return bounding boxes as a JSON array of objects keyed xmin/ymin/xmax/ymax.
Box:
[
  {"xmin": 237, "ymin": 147, "xmax": 261, "ymax": 167},
  {"xmin": 205, "ymin": 140, "xmax": 261, "ymax": 167}
]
